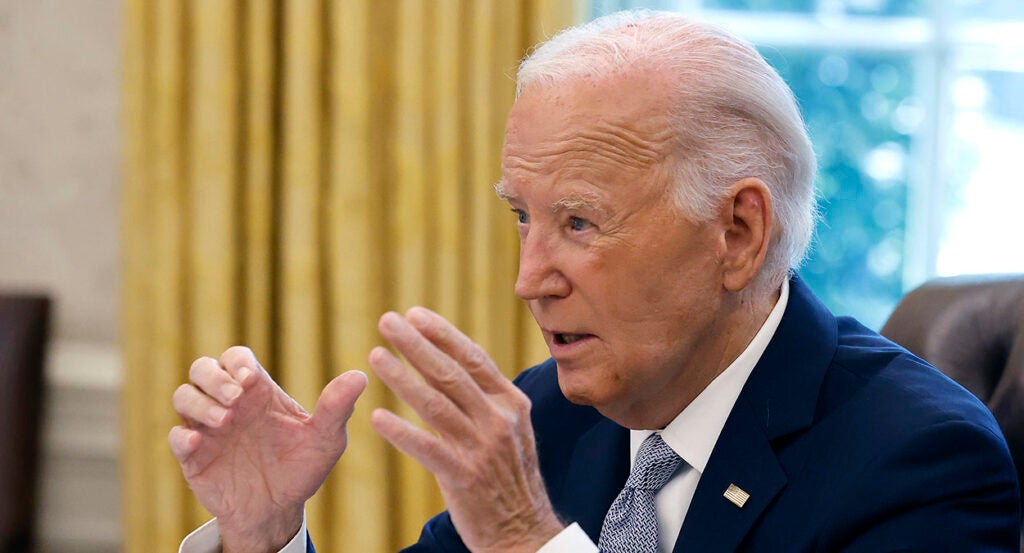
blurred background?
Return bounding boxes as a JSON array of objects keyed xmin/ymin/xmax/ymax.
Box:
[
  {"xmin": 591, "ymin": 0, "xmax": 1024, "ymax": 329},
  {"xmin": 0, "ymin": 0, "xmax": 1022, "ymax": 551}
]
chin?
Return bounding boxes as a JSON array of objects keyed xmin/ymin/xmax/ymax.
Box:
[
  {"xmin": 555, "ymin": 366, "xmax": 610, "ymax": 408},
  {"xmin": 556, "ymin": 379, "xmax": 594, "ymax": 406},
  {"xmin": 555, "ymin": 365, "xmax": 653, "ymax": 428},
  {"xmin": 561, "ymin": 389, "xmax": 598, "ymax": 407}
]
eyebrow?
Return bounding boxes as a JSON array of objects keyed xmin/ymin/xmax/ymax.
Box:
[
  {"xmin": 494, "ymin": 179, "xmax": 608, "ymax": 216},
  {"xmin": 551, "ymin": 192, "xmax": 605, "ymax": 215},
  {"xmin": 494, "ymin": 178, "xmax": 512, "ymax": 201}
]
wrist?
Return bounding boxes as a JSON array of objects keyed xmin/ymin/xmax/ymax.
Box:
[
  {"xmin": 476, "ymin": 511, "xmax": 565, "ymax": 553},
  {"xmin": 220, "ymin": 507, "xmax": 304, "ymax": 553},
  {"xmin": 526, "ymin": 514, "xmax": 568, "ymax": 551}
]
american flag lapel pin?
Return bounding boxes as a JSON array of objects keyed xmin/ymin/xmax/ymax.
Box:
[{"xmin": 724, "ymin": 483, "xmax": 750, "ymax": 508}]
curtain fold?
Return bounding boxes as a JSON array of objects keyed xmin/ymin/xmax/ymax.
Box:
[{"xmin": 120, "ymin": 1, "xmax": 581, "ymax": 551}]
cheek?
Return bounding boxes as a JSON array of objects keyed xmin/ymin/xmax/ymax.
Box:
[
  {"xmin": 576, "ymin": 247, "xmax": 661, "ymax": 313},
  {"xmin": 571, "ymin": 224, "xmax": 722, "ymax": 334},
  {"xmin": 597, "ymin": 271, "xmax": 721, "ymax": 372},
  {"xmin": 633, "ymin": 243, "xmax": 723, "ymax": 319},
  {"xmin": 588, "ymin": 258, "xmax": 706, "ymax": 327}
]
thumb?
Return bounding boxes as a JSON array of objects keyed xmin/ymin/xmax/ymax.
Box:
[{"xmin": 312, "ymin": 370, "xmax": 369, "ymax": 442}]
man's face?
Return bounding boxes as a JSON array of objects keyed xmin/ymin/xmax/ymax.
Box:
[{"xmin": 500, "ymin": 68, "xmax": 740, "ymax": 428}]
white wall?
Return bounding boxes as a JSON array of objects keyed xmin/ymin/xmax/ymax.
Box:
[{"xmin": 0, "ymin": 0, "xmax": 121, "ymax": 550}]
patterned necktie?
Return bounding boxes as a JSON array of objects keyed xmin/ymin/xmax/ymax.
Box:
[{"xmin": 598, "ymin": 433, "xmax": 682, "ymax": 553}]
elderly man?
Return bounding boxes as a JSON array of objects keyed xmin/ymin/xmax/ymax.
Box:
[{"xmin": 173, "ymin": 10, "xmax": 1021, "ymax": 553}]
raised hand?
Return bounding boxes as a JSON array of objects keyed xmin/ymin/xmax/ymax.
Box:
[
  {"xmin": 370, "ymin": 308, "xmax": 564, "ymax": 553},
  {"xmin": 168, "ymin": 346, "xmax": 367, "ymax": 552}
]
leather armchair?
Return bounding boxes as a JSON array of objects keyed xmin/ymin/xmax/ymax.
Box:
[
  {"xmin": 0, "ymin": 295, "xmax": 50, "ymax": 553},
  {"xmin": 881, "ymin": 274, "xmax": 1024, "ymax": 539}
]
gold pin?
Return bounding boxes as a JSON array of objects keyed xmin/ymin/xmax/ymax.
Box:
[{"xmin": 723, "ymin": 484, "xmax": 750, "ymax": 508}]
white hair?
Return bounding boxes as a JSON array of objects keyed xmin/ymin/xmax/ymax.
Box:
[{"xmin": 516, "ymin": 10, "xmax": 818, "ymax": 290}]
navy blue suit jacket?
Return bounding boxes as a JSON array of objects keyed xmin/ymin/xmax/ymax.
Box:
[{"xmin": 382, "ymin": 277, "xmax": 1019, "ymax": 551}]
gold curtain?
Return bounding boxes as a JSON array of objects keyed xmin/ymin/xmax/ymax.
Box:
[{"xmin": 120, "ymin": 1, "xmax": 581, "ymax": 551}]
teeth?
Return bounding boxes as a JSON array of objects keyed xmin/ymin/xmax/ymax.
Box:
[{"xmin": 559, "ymin": 333, "xmax": 584, "ymax": 344}]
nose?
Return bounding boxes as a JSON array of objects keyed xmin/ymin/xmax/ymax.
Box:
[{"xmin": 514, "ymin": 230, "xmax": 571, "ymax": 300}]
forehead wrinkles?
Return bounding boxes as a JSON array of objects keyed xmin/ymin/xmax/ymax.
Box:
[{"xmin": 506, "ymin": 120, "xmax": 674, "ymax": 173}]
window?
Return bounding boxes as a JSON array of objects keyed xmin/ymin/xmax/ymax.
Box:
[{"xmin": 589, "ymin": 0, "xmax": 1024, "ymax": 328}]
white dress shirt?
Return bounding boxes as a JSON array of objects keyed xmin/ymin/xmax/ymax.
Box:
[{"xmin": 181, "ymin": 281, "xmax": 789, "ymax": 553}]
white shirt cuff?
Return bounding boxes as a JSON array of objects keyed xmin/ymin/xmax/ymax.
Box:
[
  {"xmin": 536, "ymin": 522, "xmax": 599, "ymax": 553},
  {"xmin": 178, "ymin": 512, "xmax": 308, "ymax": 553},
  {"xmin": 178, "ymin": 514, "xmax": 590, "ymax": 553}
]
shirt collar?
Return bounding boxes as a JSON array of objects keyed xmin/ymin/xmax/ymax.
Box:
[{"xmin": 630, "ymin": 279, "xmax": 790, "ymax": 473}]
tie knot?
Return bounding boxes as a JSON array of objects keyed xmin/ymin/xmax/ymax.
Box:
[{"xmin": 626, "ymin": 433, "xmax": 681, "ymax": 491}]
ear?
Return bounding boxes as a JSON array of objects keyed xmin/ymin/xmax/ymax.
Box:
[{"xmin": 721, "ymin": 178, "xmax": 772, "ymax": 292}]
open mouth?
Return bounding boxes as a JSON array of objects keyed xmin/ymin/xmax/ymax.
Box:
[{"xmin": 554, "ymin": 333, "xmax": 589, "ymax": 345}]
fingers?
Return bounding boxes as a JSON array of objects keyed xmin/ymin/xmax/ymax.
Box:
[
  {"xmin": 189, "ymin": 357, "xmax": 244, "ymax": 406},
  {"xmin": 368, "ymin": 345, "xmax": 475, "ymax": 437},
  {"xmin": 173, "ymin": 383, "xmax": 231, "ymax": 428},
  {"xmin": 174, "ymin": 351, "xmax": 259, "ymax": 429},
  {"xmin": 312, "ymin": 370, "xmax": 369, "ymax": 441},
  {"xmin": 168, "ymin": 425, "xmax": 200, "ymax": 463},
  {"xmin": 218, "ymin": 345, "xmax": 262, "ymax": 382},
  {"xmin": 370, "ymin": 407, "xmax": 455, "ymax": 475},
  {"xmin": 405, "ymin": 307, "xmax": 511, "ymax": 393},
  {"xmin": 378, "ymin": 311, "xmax": 488, "ymax": 414}
]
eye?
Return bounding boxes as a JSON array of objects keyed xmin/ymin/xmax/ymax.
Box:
[
  {"xmin": 511, "ymin": 208, "xmax": 529, "ymax": 224},
  {"xmin": 568, "ymin": 216, "xmax": 591, "ymax": 231}
]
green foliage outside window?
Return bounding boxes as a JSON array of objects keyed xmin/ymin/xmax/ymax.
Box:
[
  {"xmin": 588, "ymin": 2, "xmax": 919, "ymax": 328},
  {"xmin": 766, "ymin": 49, "xmax": 914, "ymax": 329},
  {"xmin": 702, "ymin": 0, "xmax": 923, "ymax": 15}
]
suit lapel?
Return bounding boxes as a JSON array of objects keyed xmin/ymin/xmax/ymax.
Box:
[
  {"xmin": 673, "ymin": 276, "xmax": 838, "ymax": 552},
  {"xmin": 672, "ymin": 398, "xmax": 787, "ymax": 552},
  {"xmin": 559, "ymin": 418, "xmax": 630, "ymax": 541}
]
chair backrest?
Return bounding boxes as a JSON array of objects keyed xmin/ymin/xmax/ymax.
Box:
[
  {"xmin": 0, "ymin": 295, "xmax": 50, "ymax": 553},
  {"xmin": 881, "ymin": 275, "xmax": 1024, "ymax": 516}
]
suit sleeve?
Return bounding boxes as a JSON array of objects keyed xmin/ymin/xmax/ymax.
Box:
[
  {"xmin": 399, "ymin": 511, "xmax": 469, "ymax": 553},
  {"xmin": 821, "ymin": 418, "xmax": 1021, "ymax": 552}
]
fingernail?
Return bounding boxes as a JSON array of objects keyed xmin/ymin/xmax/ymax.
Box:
[
  {"xmin": 237, "ymin": 366, "xmax": 253, "ymax": 383},
  {"xmin": 221, "ymin": 383, "xmax": 242, "ymax": 402},
  {"xmin": 382, "ymin": 312, "xmax": 402, "ymax": 332},
  {"xmin": 208, "ymin": 404, "xmax": 228, "ymax": 425},
  {"xmin": 407, "ymin": 307, "xmax": 429, "ymax": 327},
  {"xmin": 345, "ymin": 370, "xmax": 368, "ymax": 384},
  {"xmin": 369, "ymin": 346, "xmax": 388, "ymax": 365}
]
